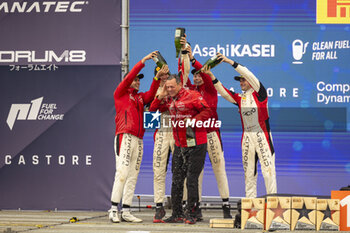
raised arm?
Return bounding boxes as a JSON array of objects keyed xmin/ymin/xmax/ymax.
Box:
[
  {"xmin": 142, "ymin": 78, "xmax": 160, "ymax": 104},
  {"xmin": 142, "ymin": 65, "xmax": 169, "ymax": 104},
  {"xmin": 114, "ymin": 51, "xmax": 157, "ymax": 98},
  {"xmin": 149, "ymin": 84, "xmax": 169, "ymax": 112},
  {"xmin": 217, "ymin": 53, "xmax": 260, "ymax": 93},
  {"xmin": 178, "ymin": 35, "xmax": 190, "ymax": 86},
  {"xmin": 202, "ymin": 65, "xmax": 240, "ymax": 105},
  {"xmin": 114, "ymin": 61, "xmax": 144, "ymax": 98},
  {"xmin": 189, "ymin": 52, "xmax": 217, "ymax": 94}
]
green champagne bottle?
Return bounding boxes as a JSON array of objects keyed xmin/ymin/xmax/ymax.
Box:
[
  {"xmin": 175, "ymin": 28, "xmax": 185, "ymax": 58},
  {"xmin": 195, "ymin": 54, "xmax": 223, "ymax": 74},
  {"xmin": 203, "ymin": 54, "xmax": 223, "ymax": 69},
  {"xmin": 152, "ymin": 51, "xmax": 168, "ymax": 69}
]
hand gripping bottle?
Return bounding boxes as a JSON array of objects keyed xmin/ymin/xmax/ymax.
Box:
[
  {"xmin": 175, "ymin": 28, "xmax": 185, "ymax": 58},
  {"xmin": 196, "ymin": 54, "xmax": 223, "ymax": 74},
  {"xmin": 152, "ymin": 51, "xmax": 168, "ymax": 69}
]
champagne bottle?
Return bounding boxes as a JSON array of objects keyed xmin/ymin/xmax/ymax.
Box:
[
  {"xmin": 152, "ymin": 51, "xmax": 168, "ymax": 69},
  {"xmin": 203, "ymin": 54, "xmax": 223, "ymax": 69},
  {"xmin": 196, "ymin": 54, "xmax": 223, "ymax": 74},
  {"xmin": 186, "ymin": 126, "xmax": 196, "ymax": 147},
  {"xmin": 175, "ymin": 28, "xmax": 185, "ymax": 58}
]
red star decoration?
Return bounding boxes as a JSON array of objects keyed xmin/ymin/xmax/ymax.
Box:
[
  {"xmin": 271, "ymin": 202, "xmax": 286, "ymax": 220},
  {"xmin": 247, "ymin": 207, "xmax": 259, "ymax": 219}
]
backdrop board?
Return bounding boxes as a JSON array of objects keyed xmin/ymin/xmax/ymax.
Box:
[
  {"xmin": 1, "ymin": 0, "xmax": 349, "ymax": 211},
  {"xmin": 130, "ymin": 0, "xmax": 350, "ymax": 198},
  {"xmin": 0, "ymin": 0, "xmax": 122, "ymax": 210}
]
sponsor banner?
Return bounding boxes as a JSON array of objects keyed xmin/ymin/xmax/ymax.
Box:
[
  {"xmin": 0, "ymin": 0, "xmax": 121, "ymax": 65},
  {"xmin": 332, "ymin": 191, "xmax": 350, "ymax": 231},
  {"xmin": 0, "ymin": 65, "xmax": 120, "ymax": 210},
  {"xmin": 316, "ymin": 81, "xmax": 350, "ymax": 105},
  {"xmin": 1, "ymin": 0, "xmax": 350, "ymax": 211},
  {"xmin": 292, "ymin": 39, "xmax": 350, "ymax": 64},
  {"xmin": 317, "ymin": 0, "xmax": 350, "ymax": 24},
  {"xmin": 0, "ymin": 0, "xmax": 122, "ymax": 210},
  {"xmin": 192, "ymin": 43, "xmax": 275, "ymax": 58},
  {"xmin": 6, "ymin": 96, "xmax": 65, "ymax": 130},
  {"xmin": 0, "ymin": 1, "xmax": 88, "ymax": 13},
  {"xmin": 130, "ymin": 0, "xmax": 350, "ymax": 200}
]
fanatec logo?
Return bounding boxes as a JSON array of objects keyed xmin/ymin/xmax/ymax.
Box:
[
  {"xmin": 0, "ymin": 1, "xmax": 88, "ymax": 13},
  {"xmin": 6, "ymin": 97, "xmax": 64, "ymax": 130}
]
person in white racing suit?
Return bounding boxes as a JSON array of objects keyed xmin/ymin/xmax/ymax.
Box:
[
  {"xmin": 181, "ymin": 43, "xmax": 232, "ymax": 219},
  {"xmin": 202, "ymin": 53, "xmax": 277, "ymax": 198},
  {"xmin": 152, "ymin": 65, "xmax": 176, "ymax": 223}
]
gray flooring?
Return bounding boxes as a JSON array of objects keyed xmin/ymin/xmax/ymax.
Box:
[{"xmin": 0, "ymin": 209, "xmax": 341, "ymax": 233}]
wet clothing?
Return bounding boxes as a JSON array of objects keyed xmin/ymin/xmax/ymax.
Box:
[
  {"xmin": 183, "ymin": 60, "xmax": 230, "ymax": 199},
  {"xmin": 153, "ymin": 129, "xmax": 174, "ymax": 204},
  {"xmin": 152, "ymin": 87, "xmax": 175, "ymax": 204},
  {"xmin": 171, "ymin": 144, "xmax": 207, "ymax": 216},
  {"xmin": 149, "ymin": 88, "xmax": 212, "ymax": 148},
  {"xmin": 149, "ymin": 87, "xmax": 211, "ymax": 217},
  {"xmin": 111, "ymin": 133, "xmax": 143, "ymax": 206}
]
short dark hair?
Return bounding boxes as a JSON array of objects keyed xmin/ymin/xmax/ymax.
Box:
[
  {"xmin": 167, "ymin": 74, "xmax": 181, "ymax": 84},
  {"xmin": 191, "ymin": 69, "xmax": 198, "ymax": 75}
]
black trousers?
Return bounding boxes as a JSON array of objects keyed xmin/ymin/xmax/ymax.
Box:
[{"xmin": 171, "ymin": 143, "xmax": 207, "ymax": 216}]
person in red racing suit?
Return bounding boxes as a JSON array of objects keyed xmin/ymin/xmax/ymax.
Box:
[
  {"xmin": 150, "ymin": 74, "xmax": 212, "ymax": 224},
  {"xmin": 202, "ymin": 53, "xmax": 277, "ymax": 198},
  {"xmin": 109, "ymin": 51, "xmax": 160, "ymax": 223},
  {"xmin": 152, "ymin": 39, "xmax": 190, "ymax": 223},
  {"xmin": 180, "ymin": 44, "xmax": 232, "ymax": 219}
]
